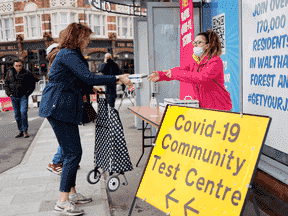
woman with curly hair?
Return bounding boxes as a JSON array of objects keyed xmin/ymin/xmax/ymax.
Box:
[
  {"xmin": 148, "ymin": 30, "xmax": 232, "ymax": 111},
  {"xmin": 39, "ymin": 23, "xmax": 133, "ymax": 215}
]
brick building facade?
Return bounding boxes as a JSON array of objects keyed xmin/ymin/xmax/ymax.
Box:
[{"xmin": 0, "ymin": 0, "xmax": 140, "ymax": 80}]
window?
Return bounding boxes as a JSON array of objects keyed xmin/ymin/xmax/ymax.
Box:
[
  {"xmin": 102, "ymin": 16, "xmax": 105, "ymax": 36},
  {"xmin": 88, "ymin": 14, "xmax": 92, "ymax": 30},
  {"xmin": 93, "ymin": 15, "xmax": 101, "ymax": 36},
  {"xmin": 130, "ymin": 17, "xmax": 133, "ymax": 37},
  {"xmin": 117, "ymin": 17, "xmax": 121, "ymax": 37},
  {"xmin": 70, "ymin": 13, "xmax": 76, "ymax": 23},
  {"xmin": 25, "ymin": 17, "xmax": 29, "ymax": 38},
  {"xmin": 117, "ymin": 16, "xmax": 133, "ymax": 39},
  {"xmin": 53, "ymin": 13, "xmax": 59, "ymax": 36},
  {"xmin": 0, "ymin": 20, "xmax": 3, "ymax": 41},
  {"xmin": 52, "ymin": 12, "xmax": 78, "ymax": 37},
  {"xmin": 24, "ymin": 16, "xmax": 42, "ymax": 39},
  {"xmin": 30, "ymin": 16, "xmax": 37, "ymax": 37},
  {"xmin": 122, "ymin": 17, "xmax": 128, "ymax": 38},
  {"xmin": 88, "ymin": 14, "xmax": 106, "ymax": 38},
  {"xmin": 60, "ymin": 12, "xmax": 69, "ymax": 31},
  {"xmin": 37, "ymin": 15, "xmax": 41, "ymax": 37},
  {"xmin": 0, "ymin": 18, "xmax": 15, "ymax": 41}
]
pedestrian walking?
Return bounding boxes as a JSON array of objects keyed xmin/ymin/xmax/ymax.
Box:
[
  {"xmin": 99, "ymin": 53, "xmax": 123, "ymax": 108},
  {"xmin": 4, "ymin": 59, "xmax": 39, "ymax": 138},
  {"xmin": 39, "ymin": 23, "xmax": 133, "ymax": 215}
]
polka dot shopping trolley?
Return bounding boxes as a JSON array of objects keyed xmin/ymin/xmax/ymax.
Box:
[{"xmin": 87, "ymin": 92, "xmax": 133, "ymax": 192}]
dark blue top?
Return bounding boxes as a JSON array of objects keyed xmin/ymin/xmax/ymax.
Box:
[{"xmin": 39, "ymin": 48, "xmax": 116, "ymax": 125}]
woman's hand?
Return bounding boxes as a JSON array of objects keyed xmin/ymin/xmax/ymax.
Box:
[
  {"xmin": 119, "ymin": 74, "xmax": 134, "ymax": 89},
  {"xmin": 163, "ymin": 69, "xmax": 171, "ymax": 78},
  {"xmin": 93, "ymin": 86, "xmax": 105, "ymax": 94},
  {"xmin": 148, "ymin": 71, "xmax": 160, "ymax": 82}
]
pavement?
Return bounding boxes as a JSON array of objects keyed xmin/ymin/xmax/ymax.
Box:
[
  {"xmin": 0, "ymin": 99, "xmax": 118, "ymax": 216},
  {"xmin": 0, "ymin": 97, "xmax": 270, "ymax": 216},
  {"xmin": 0, "ymin": 107, "xmax": 44, "ymax": 174}
]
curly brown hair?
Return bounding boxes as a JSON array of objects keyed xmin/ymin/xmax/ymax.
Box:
[
  {"xmin": 197, "ymin": 30, "xmax": 222, "ymax": 57},
  {"xmin": 59, "ymin": 23, "xmax": 92, "ymax": 51},
  {"xmin": 47, "ymin": 23, "xmax": 92, "ymax": 68}
]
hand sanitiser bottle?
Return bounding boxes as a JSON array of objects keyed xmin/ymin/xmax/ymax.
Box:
[{"xmin": 150, "ymin": 93, "xmax": 157, "ymax": 109}]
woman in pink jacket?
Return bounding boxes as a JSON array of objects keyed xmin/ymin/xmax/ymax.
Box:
[{"xmin": 148, "ymin": 30, "xmax": 232, "ymax": 111}]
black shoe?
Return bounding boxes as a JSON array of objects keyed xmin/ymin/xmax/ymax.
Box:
[
  {"xmin": 23, "ymin": 132, "xmax": 30, "ymax": 138},
  {"xmin": 15, "ymin": 132, "xmax": 24, "ymax": 138}
]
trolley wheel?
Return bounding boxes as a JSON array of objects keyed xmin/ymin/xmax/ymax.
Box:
[
  {"xmin": 107, "ymin": 175, "xmax": 120, "ymax": 192},
  {"xmin": 87, "ymin": 169, "xmax": 101, "ymax": 184}
]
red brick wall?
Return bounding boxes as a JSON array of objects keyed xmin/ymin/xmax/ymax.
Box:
[
  {"xmin": 15, "ymin": 17, "xmax": 23, "ymax": 25},
  {"xmin": 78, "ymin": 13, "xmax": 85, "ymax": 22},
  {"xmin": 108, "ymin": 32, "xmax": 117, "ymax": 39},
  {"xmin": 87, "ymin": 48, "xmax": 107, "ymax": 55},
  {"xmin": 108, "ymin": 24, "xmax": 116, "ymax": 31},
  {"xmin": 78, "ymin": 0, "xmax": 85, "ymax": 7},
  {"xmin": 14, "ymin": 2, "xmax": 24, "ymax": 11},
  {"xmin": 42, "ymin": 23, "xmax": 50, "ymax": 31},
  {"xmin": 107, "ymin": 16, "xmax": 116, "ymax": 23},
  {"xmin": 111, "ymin": 4, "xmax": 116, "ymax": 11},
  {"xmin": 34, "ymin": 0, "xmax": 45, "ymax": 9},
  {"xmin": 114, "ymin": 48, "xmax": 134, "ymax": 55},
  {"xmin": 15, "ymin": 26, "xmax": 24, "ymax": 33},
  {"xmin": 14, "ymin": 0, "xmax": 49, "ymax": 12},
  {"xmin": 17, "ymin": 34, "xmax": 24, "ymax": 40},
  {"xmin": 42, "ymin": 14, "xmax": 51, "ymax": 22}
]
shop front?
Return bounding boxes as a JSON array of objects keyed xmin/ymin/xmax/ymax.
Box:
[
  {"xmin": 22, "ymin": 41, "xmax": 47, "ymax": 78},
  {"xmin": 0, "ymin": 43, "xmax": 19, "ymax": 81},
  {"xmin": 0, "ymin": 54, "xmax": 18, "ymax": 81},
  {"xmin": 87, "ymin": 52, "xmax": 106, "ymax": 74},
  {"xmin": 115, "ymin": 52, "xmax": 134, "ymax": 74},
  {"xmin": 114, "ymin": 40, "xmax": 134, "ymax": 74}
]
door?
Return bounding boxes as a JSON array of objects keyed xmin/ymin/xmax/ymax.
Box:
[
  {"xmin": 147, "ymin": 2, "xmax": 181, "ymax": 136},
  {"xmin": 134, "ymin": 17, "xmax": 150, "ymax": 129},
  {"xmin": 147, "ymin": 2, "xmax": 180, "ymax": 103}
]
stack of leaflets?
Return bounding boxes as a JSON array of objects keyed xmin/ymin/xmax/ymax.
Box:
[
  {"xmin": 128, "ymin": 74, "xmax": 148, "ymax": 83},
  {"xmin": 164, "ymin": 98, "xmax": 199, "ymax": 107}
]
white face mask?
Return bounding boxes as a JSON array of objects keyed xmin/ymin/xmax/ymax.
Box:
[{"xmin": 193, "ymin": 47, "xmax": 205, "ymax": 57}]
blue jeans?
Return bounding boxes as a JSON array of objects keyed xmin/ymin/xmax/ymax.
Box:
[
  {"xmin": 53, "ymin": 146, "xmax": 64, "ymax": 165},
  {"xmin": 10, "ymin": 95, "xmax": 29, "ymax": 132},
  {"xmin": 47, "ymin": 116, "xmax": 82, "ymax": 192}
]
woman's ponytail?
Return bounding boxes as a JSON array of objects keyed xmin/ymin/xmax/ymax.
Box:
[{"xmin": 197, "ymin": 30, "xmax": 222, "ymax": 57}]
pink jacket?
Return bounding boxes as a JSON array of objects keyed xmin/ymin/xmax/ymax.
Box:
[{"xmin": 159, "ymin": 55, "xmax": 232, "ymax": 111}]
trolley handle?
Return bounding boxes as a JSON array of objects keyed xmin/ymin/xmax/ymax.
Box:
[{"xmin": 97, "ymin": 91, "xmax": 107, "ymax": 95}]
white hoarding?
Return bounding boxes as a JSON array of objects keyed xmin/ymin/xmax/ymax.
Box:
[{"xmin": 242, "ymin": 0, "xmax": 288, "ymax": 153}]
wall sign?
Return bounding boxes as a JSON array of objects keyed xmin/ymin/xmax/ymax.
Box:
[
  {"xmin": 242, "ymin": 0, "xmax": 288, "ymax": 153},
  {"xmin": 116, "ymin": 41, "xmax": 133, "ymax": 48},
  {"xmin": 89, "ymin": 0, "xmax": 145, "ymax": 16},
  {"xmin": 136, "ymin": 106, "xmax": 270, "ymax": 215},
  {"xmin": 0, "ymin": 44, "xmax": 18, "ymax": 52},
  {"xmin": 212, "ymin": 13, "xmax": 226, "ymax": 55}
]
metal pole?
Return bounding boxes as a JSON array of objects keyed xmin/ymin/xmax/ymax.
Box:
[
  {"xmin": 200, "ymin": 0, "xmax": 203, "ymax": 32},
  {"xmin": 239, "ymin": 0, "xmax": 243, "ymax": 117},
  {"xmin": 49, "ymin": 19, "xmax": 52, "ymax": 35},
  {"xmin": 133, "ymin": 0, "xmax": 135, "ymax": 16},
  {"xmin": 84, "ymin": 10, "xmax": 86, "ymax": 25}
]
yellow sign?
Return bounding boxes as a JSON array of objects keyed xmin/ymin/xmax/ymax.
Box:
[{"xmin": 136, "ymin": 106, "xmax": 271, "ymax": 216}]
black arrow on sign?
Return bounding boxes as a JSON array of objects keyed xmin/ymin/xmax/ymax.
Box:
[
  {"xmin": 184, "ymin": 198, "xmax": 199, "ymax": 215},
  {"xmin": 166, "ymin": 188, "xmax": 179, "ymax": 209}
]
